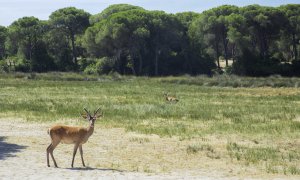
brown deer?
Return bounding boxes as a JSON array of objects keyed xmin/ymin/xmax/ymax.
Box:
[
  {"xmin": 164, "ymin": 93, "xmax": 179, "ymax": 103},
  {"xmin": 46, "ymin": 108, "xmax": 102, "ymax": 168}
]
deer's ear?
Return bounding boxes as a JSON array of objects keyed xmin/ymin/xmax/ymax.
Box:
[
  {"xmin": 81, "ymin": 113, "xmax": 88, "ymax": 119},
  {"xmin": 95, "ymin": 112, "xmax": 103, "ymax": 118}
]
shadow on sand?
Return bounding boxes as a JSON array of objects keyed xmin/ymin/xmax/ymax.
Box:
[
  {"xmin": 65, "ymin": 167, "xmax": 125, "ymax": 172},
  {"xmin": 0, "ymin": 136, "xmax": 27, "ymax": 160}
]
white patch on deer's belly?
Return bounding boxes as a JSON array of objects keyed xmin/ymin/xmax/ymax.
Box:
[{"xmin": 61, "ymin": 138, "xmax": 77, "ymax": 144}]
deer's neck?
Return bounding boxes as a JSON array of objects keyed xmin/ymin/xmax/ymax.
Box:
[{"xmin": 86, "ymin": 125, "xmax": 94, "ymax": 138}]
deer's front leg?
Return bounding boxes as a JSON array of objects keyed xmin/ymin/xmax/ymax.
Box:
[
  {"xmin": 79, "ymin": 145, "xmax": 85, "ymax": 167},
  {"xmin": 71, "ymin": 143, "xmax": 79, "ymax": 168}
]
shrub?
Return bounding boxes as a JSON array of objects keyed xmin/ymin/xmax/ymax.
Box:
[
  {"xmin": 96, "ymin": 57, "xmax": 116, "ymax": 75},
  {"xmin": 0, "ymin": 59, "xmax": 9, "ymax": 72},
  {"xmin": 232, "ymin": 50, "xmax": 287, "ymax": 76},
  {"xmin": 83, "ymin": 63, "xmax": 97, "ymax": 74},
  {"xmin": 78, "ymin": 57, "xmax": 96, "ymax": 72},
  {"xmin": 5, "ymin": 56, "xmax": 30, "ymax": 72}
]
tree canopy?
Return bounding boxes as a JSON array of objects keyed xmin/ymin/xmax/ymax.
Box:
[{"xmin": 0, "ymin": 4, "xmax": 299, "ymax": 76}]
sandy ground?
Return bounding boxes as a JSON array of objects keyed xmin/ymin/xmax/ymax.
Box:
[{"xmin": 0, "ymin": 118, "xmax": 297, "ymax": 180}]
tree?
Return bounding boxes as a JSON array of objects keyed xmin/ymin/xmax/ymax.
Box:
[
  {"xmin": 279, "ymin": 4, "xmax": 300, "ymax": 61},
  {"xmin": 2, "ymin": 4, "xmax": 299, "ymax": 76},
  {"xmin": 241, "ymin": 5, "xmax": 286, "ymax": 59},
  {"xmin": 225, "ymin": 13, "xmax": 248, "ymax": 61},
  {"xmin": 7, "ymin": 17, "xmax": 41, "ymax": 61},
  {"xmin": 175, "ymin": 12, "xmax": 200, "ymax": 30},
  {"xmin": 84, "ymin": 9, "xmax": 152, "ymax": 75},
  {"xmin": 190, "ymin": 13, "xmax": 221, "ymax": 68},
  {"xmin": 43, "ymin": 27, "xmax": 74, "ymax": 71},
  {"xmin": 84, "ymin": 7, "xmax": 202, "ymax": 76},
  {"xmin": 0, "ymin": 26, "xmax": 7, "ymax": 59},
  {"xmin": 90, "ymin": 4, "xmax": 144, "ymax": 24},
  {"xmin": 190, "ymin": 5, "xmax": 239, "ymax": 68},
  {"xmin": 49, "ymin": 7, "xmax": 90, "ymax": 66},
  {"xmin": 6, "ymin": 18, "xmax": 56, "ymax": 72}
]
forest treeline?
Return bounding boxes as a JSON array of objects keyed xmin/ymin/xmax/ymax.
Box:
[{"xmin": 0, "ymin": 4, "xmax": 299, "ymax": 76}]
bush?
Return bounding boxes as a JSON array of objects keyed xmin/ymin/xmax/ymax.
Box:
[
  {"xmin": 4, "ymin": 56, "xmax": 30, "ymax": 72},
  {"xmin": 232, "ymin": 50, "xmax": 289, "ymax": 77},
  {"xmin": 78, "ymin": 57, "xmax": 96, "ymax": 72},
  {"xmin": 15, "ymin": 63, "xmax": 30, "ymax": 72},
  {"xmin": 0, "ymin": 59, "xmax": 9, "ymax": 72},
  {"xmin": 96, "ymin": 57, "xmax": 116, "ymax": 75},
  {"xmin": 292, "ymin": 60, "xmax": 300, "ymax": 76},
  {"xmin": 83, "ymin": 63, "xmax": 97, "ymax": 74}
]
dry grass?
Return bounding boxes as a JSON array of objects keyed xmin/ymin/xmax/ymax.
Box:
[{"xmin": 1, "ymin": 118, "xmax": 300, "ymax": 179}]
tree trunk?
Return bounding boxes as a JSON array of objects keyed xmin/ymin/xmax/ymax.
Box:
[
  {"xmin": 215, "ymin": 40, "xmax": 220, "ymax": 68},
  {"xmin": 258, "ymin": 31, "xmax": 268, "ymax": 60},
  {"xmin": 138, "ymin": 53, "xmax": 143, "ymax": 75},
  {"xmin": 128, "ymin": 53, "xmax": 136, "ymax": 76},
  {"xmin": 232, "ymin": 44, "xmax": 236, "ymax": 62},
  {"xmin": 70, "ymin": 32, "xmax": 77, "ymax": 65},
  {"xmin": 155, "ymin": 48, "xmax": 160, "ymax": 76},
  {"xmin": 222, "ymin": 29, "xmax": 229, "ymax": 67},
  {"xmin": 292, "ymin": 33, "xmax": 298, "ymax": 61},
  {"xmin": 258, "ymin": 31, "xmax": 265, "ymax": 59},
  {"xmin": 115, "ymin": 49, "xmax": 122, "ymax": 73}
]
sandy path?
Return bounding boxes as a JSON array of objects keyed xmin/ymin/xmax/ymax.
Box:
[{"xmin": 0, "ymin": 118, "xmax": 233, "ymax": 180}]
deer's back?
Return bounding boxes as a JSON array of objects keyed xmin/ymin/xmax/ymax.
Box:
[
  {"xmin": 49, "ymin": 125, "xmax": 88, "ymax": 144},
  {"xmin": 166, "ymin": 96, "xmax": 178, "ymax": 101}
]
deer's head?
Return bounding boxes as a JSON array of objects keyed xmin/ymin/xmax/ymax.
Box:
[{"xmin": 81, "ymin": 108, "xmax": 103, "ymax": 127}]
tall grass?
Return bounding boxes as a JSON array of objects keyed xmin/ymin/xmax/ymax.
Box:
[
  {"xmin": 1, "ymin": 73, "xmax": 300, "ymax": 138},
  {"xmin": 159, "ymin": 75, "xmax": 300, "ymax": 88}
]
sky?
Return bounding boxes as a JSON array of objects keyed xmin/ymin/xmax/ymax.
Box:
[{"xmin": 0, "ymin": 0, "xmax": 299, "ymax": 26}]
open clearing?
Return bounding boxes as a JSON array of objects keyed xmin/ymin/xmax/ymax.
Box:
[
  {"xmin": 1, "ymin": 75, "xmax": 300, "ymax": 179},
  {"xmin": 1, "ymin": 118, "xmax": 299, "ymax": 179},
  {"xmin": 0, "ymin": 118, "xmax": 229, "ymax": 179}
]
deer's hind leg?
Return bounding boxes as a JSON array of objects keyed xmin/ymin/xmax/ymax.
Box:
[
  {"xmin": 47, "ymin": 140, "xmax": 60, "ymax": 168},
  {"xmin": 46, "ymin": 144, "xmax": 52, "ymax": 167}
]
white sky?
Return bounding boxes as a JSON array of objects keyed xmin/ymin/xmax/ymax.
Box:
[{"xmin": 0, "ymin": 0, "xmax": 299, "ymax": 26}]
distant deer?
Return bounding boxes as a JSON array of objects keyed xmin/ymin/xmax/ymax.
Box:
[
  {"xmin": 164, "ymin": 93, "xmax": 179, "ymax": 103},
  {"xmin": 46, "ymin": 108, "xmax": 102, "ymax": 168}
]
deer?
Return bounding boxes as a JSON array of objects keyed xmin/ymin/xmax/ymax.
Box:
[
  {"xmin": 164, "ymin": 93, "xmax": 179, "ymax": 103},
  {"xmin": 46, "ymin": 108, "xmax": 102, "ymax": 168}
]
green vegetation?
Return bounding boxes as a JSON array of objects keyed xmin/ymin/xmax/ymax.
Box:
[
  {"xmin": 227, "ymin": 142, "xmax": 300, "ymax": 175},
  {"xmin": 186, "ymin": 144, "xmax": 214, "ymax": 154},
  {"xmin": 1, "ymin": 74, "xmax": 300, "ymax": 174},
  {"xmin": 1, "ymin": 74, "xmax": 300, "ymax": 138},
  {"xmin": 0, "ymin": 4, "xmax": 300, "ymax": 76},
  {"xmin": 160, "ymin": 75, "xmax": 300, "ymax": 88}
]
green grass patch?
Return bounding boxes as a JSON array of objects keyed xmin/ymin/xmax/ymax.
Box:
[
  {"xmin": 159, "ymin": 75, "xmax": 300, "ymax": 88},
  {"xmin": 186, "ymin": 144, "xmax": 214, "ymax": 154},
  {"xmin": 227, "ymin": 142, "xmax": 279, "ymax": 164},
  {"xmin": 227, "ymin": 142, "xmax": 300, "ymax": 175},
  {"xmin": 1, "ymin": 73, "xmax": 300, "ymax": 138}
]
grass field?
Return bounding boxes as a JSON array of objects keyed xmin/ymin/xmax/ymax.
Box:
[{"xmin": 1, "ymin": 72, "xmax": 300, "ymax": 176}]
